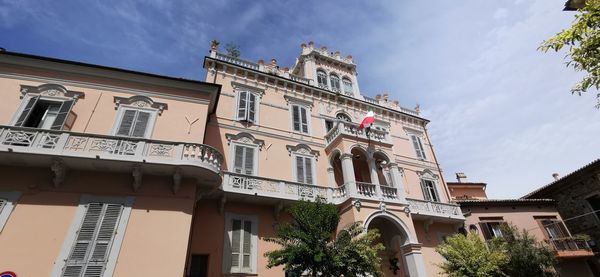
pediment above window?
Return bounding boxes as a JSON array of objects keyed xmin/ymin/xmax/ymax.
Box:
[
  {"xmin": 226, "ymin": 132, "xmax": 265, "ymax": 150},
  {"xmin": 284, "ymin": 95, "xmax": 313, "ymax": 110},
  {"xmin": 417, "ymin": 169, "xmax": 438, "ymax": 180},
  {"xmin": 232, "ymin": 82, "xmax": 264, "ymax": 97},
  {"xmin": 286, "ymin": 143, "xmax": 320, "ymax": 159},
  {"xmin": 113, "ymin": 95, "xmax": 168, "ymax": 115},
  {"xmin": 20, "ymin": 84, "xmax": 84, "ymax": 100}
]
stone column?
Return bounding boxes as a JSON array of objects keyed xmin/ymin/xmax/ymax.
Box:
[
  {"xmin": 388, "ymin": 163, "xmax": 406, "ymax": 200},
  {"xmin": 327, "ymin": 167, "xmax": 336, "ymax": 188},
  {"xmin": 367, "ymin": 155, "xmax": 382, "ymax": 198},
  {"xmin": 340, "ymin": 153, "xmax": 357, "ymax": 196},
  {"xmin": 401, "ymin": 243, "xmax": 428, "ymax": 277}
]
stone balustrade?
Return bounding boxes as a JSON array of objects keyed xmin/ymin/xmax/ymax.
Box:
[
  {"xmin": 406, "ymin": 198, "xmax": 464, "ymax": 220},
  {"xmin": 0, "ymin": 125, "xmax": 223, "ymax": 174},
  {"xmin": 215, "ymin": 52, "xmax": 259, "ymax": 71},
  {"xmin": 324, "ymin": 121, "xmax": 389, "ymax": 146}
]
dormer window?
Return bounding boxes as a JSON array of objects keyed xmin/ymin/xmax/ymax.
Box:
[
  {"xmin": 317, "ymin": 70, "xmax": 328, "ymax": 89},
  {"xmin": 342, "ymin": 78, "xmax": 353, "ymax": 95},
  {"xmin": 330, "ymin": 74, "xmax": 341, "ymax": 92}
]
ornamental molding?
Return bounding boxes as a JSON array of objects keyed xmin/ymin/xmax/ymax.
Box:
[
  {"xmin": 20, "ymin": 84, "xmax": 85, "ymax": 100},
  {"xmin": 113, "ymin": 95, "xmax": 168, "ymax": 115},
  {"xmin": 284, "ymin": 95, "xmax": 313, "ymax": 110},
  {"xmin": 286, "ymin": 143, "xmax": 320, "ymax": 159},
  {"xmin": 403, "ymin": 126, "xmax": 424, "ymax": 136},
  {"xmin": 231, "ymin": 81, "xmax": 265, "ymax": 97},
  {"xmin": 225, "ymin": 132, "xmax": 265, "ymax": 150},
  {"xmin": 417, "ymin": 169, "xmax": 438, "ymax": 180}
]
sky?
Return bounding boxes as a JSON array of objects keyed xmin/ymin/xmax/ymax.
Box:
[{"xmin": 1, "ymin": 0, "xmax": 599, "ymax": 198}]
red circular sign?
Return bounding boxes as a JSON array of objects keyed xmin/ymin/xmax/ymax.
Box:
[{"xmin": 0, "ymin": 272, "xmax": 16, "ymax": 277}]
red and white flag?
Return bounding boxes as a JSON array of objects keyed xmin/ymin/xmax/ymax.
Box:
[{"xmin": 359, "ymin": 109, "xmax": 375, "ymax": 129}]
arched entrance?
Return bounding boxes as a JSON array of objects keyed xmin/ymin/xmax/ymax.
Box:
[{"xmin": 365, "ymin": 212, "xmax": 427, "ymax": 277}]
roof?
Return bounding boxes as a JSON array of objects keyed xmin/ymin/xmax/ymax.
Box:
[
  {"xmin": 447, "ymin": 182, "xmax": 487, "ymax": 187},
  {"xmin": 0, "ymin": 49, "xmax": 222, "ymax": 113},
  {"xmin": 522, "ymin": 158, "xmax": 600, "ymax": 199},
  {"xmin": 457, "ymin": 198, "xmax": 556, "ymax": 207}
]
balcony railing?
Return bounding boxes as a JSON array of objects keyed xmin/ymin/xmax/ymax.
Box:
[
  {"xmin": 406, "ymin": 198, "xmax": 464, "ymax": 220},
  {"xmin": 324, "ymin": 121, "xmax": 389, "ymax": 147},
  {"xmin": 0, "ymin": 125, "xmax": 223, "ymax": 174},
  {"xmin": 548, "ymin": 238, "xmax": 594, "ymax": 258},
  {"xmin": 215, "ymin": 52, "xmax": 259, "ymax": 71},
  {"xmin": 222, "ymin": 172, "xmax": 406, "ymax": 204}
]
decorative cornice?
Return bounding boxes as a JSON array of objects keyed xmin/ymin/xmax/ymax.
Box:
[
  {"xmin": 225, "ymin": 132, "xmax": 265, "ymax": 150},
  {"xmin": 286, "ymin": 143, "xmax": 320, "ymax": 159},
  {"xmin": 20, "ymin": 84, "xmax": 85, "ymax": 100},
  {"xmin": 113, "ymin": 95, "xmax": 168, "ymax": 115},
  {"xmin": 283, "ymin": 95, "xmax": 314, "ymax": 110},
  {"xmin": 231, "ymin": 81, "xmax": 265, "ymax": 97},
  {"xmin": 417, "ymin": 169, "xmax": 438, "ymax": 180}
]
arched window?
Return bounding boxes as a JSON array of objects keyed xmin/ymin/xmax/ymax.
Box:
[
  {"xmin": 317, "ymin": 70, "xmax": 328, "ymax": 89},
  {"xmin": 330, "ymin": 74, "xmax": 341, "ymax": 92},
  {"xmin": 335, "ymin": 113, "xmax": 351, "ymax": 122},
  {"xmin": 342, "ymin": 78, "xmax": 353, "ymax": 95}
]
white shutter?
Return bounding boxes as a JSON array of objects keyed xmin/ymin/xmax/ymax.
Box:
[
  {"xmin": 244, "ymin": 147, "xmax": 255, "ymax": 175},
  {"xmin": 242, "ymin": 221, "xmax": 252, "ymax": 268},
  {"xmin": 296, "ymin": 156, "xmax": 305, "ymax": 183},
  {"xmin": 411, "ymin": 135, "xmax": 425, "ymax": 159},
  {"xmin": 231, "ymin": 219, "xmax": 242, "ymax": 270},
  {"xmin": 292, "ymin": 106, "xmax": 300, "ymax": 132},
  {"xmin": 416, "ymin": 137, "xmax": 426, "ymax": 159},
  {"xmin": 300, "ymin": 107, "xmax": 308, "ymax": 133},
  {"xmin": 116, "ymin": 110, "xmax": 136, "ymax": 136},
  {"xmin": 304, "ymin": 158, "xmax": 313, "ymax": 184},
  {"xmin": 248, "ymin": 93, "xmax": 256, "ymax": 123},
  {"xmin": 237, "ymin": 92, "xmax": 247, "ymax": 120},
  {"xmin": 233, "ymin": 145, "xmax": 245, "ymax": 174},
  {"xmin": 62, "ymin": 203, "xmax": 124, "ymax": 277},
  {"xmin": 0, "ymin": 199, "xmax": 5, "ymax": 214},
  {"xmin": 51, "ymin": 100, "xmax": 75, "ymax": 130},
  {"xmin": 131, "ymin": 111, "xmax": 150, "ymax": 138},
  {"xmin": 15, "ymin": 96, "xmax": 40, "ymax": 126}
]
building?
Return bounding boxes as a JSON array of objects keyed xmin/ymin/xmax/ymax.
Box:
[
  {"xmin": 448, "ymin": 173, "xmax": 596, "ymax": 277},
  {"xmin": 0, "ymin": 41, "xmax": 465, "ymax": 277},
  {"xmin": 524, "ymin": 158, "xmax": 600, "ymax": 275}
]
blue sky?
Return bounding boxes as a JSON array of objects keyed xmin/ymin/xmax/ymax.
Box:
[{"xmin": 2, "ymin": 0, "xmax": 599, "ymax": 198}]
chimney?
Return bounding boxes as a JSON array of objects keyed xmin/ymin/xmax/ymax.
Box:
[
  {"xmin": 456, "ymin": 172, "xmax": 468, "ymax": 183},
  {"xmin": 552, "ymin": 173, "xmax": 560, "ymax": 181}
]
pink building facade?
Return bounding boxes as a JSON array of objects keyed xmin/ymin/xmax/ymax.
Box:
[{"xmin": 0, "ymin": 43, "xmax": 466, "ymax": 277}]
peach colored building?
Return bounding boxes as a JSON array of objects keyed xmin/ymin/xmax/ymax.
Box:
[
  {"xmin": 0, "ymin": 42, "xmax": 466, "ymax": 277},
  {"xmin": 448, "ymin": 173, "xmax": 595, "ymax": 277}
]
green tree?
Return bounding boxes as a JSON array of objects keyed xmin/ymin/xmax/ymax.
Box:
[
  {"xmin": 539, "ymin": 0, "xmax": 600, "ymax": 107},
  {"xmin": 492, "ymin": 225, "xmax": 556, "ymax": 277},
  {"xmin": 225, "ymin": 42, "xmax": 241, "ymax": 58},
  {"xmin": 263, "ymin": 200, "xmax": 384, "ymax": 277},
  {"xmin": 436, "ymin": 232, "xmax": 508, "ymax": 277}
]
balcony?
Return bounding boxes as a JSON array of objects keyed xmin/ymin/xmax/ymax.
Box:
[
  {"xmin": 0, "ymin": 125, "xmax": 223, "ymax": 186},
  {"xmin": 406, "ymin": 198, "xmax": 465, "ymax": 221},
  {"xmin": 221, "ymin": 172, "xmax": 405, "ymax": 204},
  {"xmin": 324, "ymin": 121, "xmax": 390, "ymax": 149},
  {"xmin": 549, "ymin": 238, "xmax": 594, "ymax": 258}
]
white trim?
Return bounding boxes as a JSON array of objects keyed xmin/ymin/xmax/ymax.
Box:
[
  {"xmin": 229, "ymin": 141, "xmax": 259, "ymax": 176},
  {"xmin": 110, "ymin": 106, "xmax": 158, "ymax": 139},
  {"xmin": 51, "ymin": 195, "xmax": 134, "ymax": 277},
  {"xmin": 409, "ymin": 134, "xmax": 427, "ymax": 161},
  {"xmin": 222, "ymin": 213, "xmax": 258, "ymax": 274},
  {"xmin": 289, "ymin": 104, "xmax": 311, "ymax": 135},
  {"xmin": 10, "ymin": 94, "xmax": 72, "ymax": 126},
  {"xmin": 0, "ymin": 191, "xmax": 21, "ymax": 233}
]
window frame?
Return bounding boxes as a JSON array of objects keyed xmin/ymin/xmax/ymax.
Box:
[
  {"xmin": 420, "ymin": 178, "xmax": 440, "ymax": 202},
  {"xmin": 110, "ymin": 106, "xmax": 158, "ymax": 139},
  {"xmin": 316, "ymin": 69, "xmax": 329, "ymax": 89},
  {"xmin": 234, "ymin": 90, "xmax": 260, "ymax": 124},
  {"xmin": 229, "ymin": 141, "xmax": 259, "ymax": 176},
  {"xmin": 222, "ymin": 213, "xmax": 258, "ymax": 275},
  {"xmin": 11, "ymin": 94, "xmax": 75, "ymax": 130},
  {"xmin": 329, "ymin": 74, "xmax": 341, "ymax": 92},
  {"xmin": 289, "ymin": 104, "xmax": 311, "ymax": 135},
  {"xmin": 292, "ymin": 153, "xmax": 317, "ymax": 185},
  {"xmin": 342, "ymin": 77, "xmax": 353, "ymax": 95},
  {"xmin": 0, "ymin": 191, "xmax": 21, "ymax": 233},
  {"xmin": 409, "ymin": 134, "xmax": 427, "ymax": 160},
  {"xmin": 51, "ymin": 195, "xmax": 134, "ymax": 277}
]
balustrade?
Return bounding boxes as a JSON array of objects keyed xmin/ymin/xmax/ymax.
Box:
[
  {"xmin": 406, "ymin": 198, "xmax": 464, "ymax": 220},
  {"xmin": 324, "ymin": 121, "xmax": 389, "ymax": 146}
]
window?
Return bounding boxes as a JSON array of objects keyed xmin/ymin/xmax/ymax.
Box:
[
  {"xmin": 0, "ymin": 191, "xmax": 20, "ymax": 233},
  {"xmin": 114, "ymin": 108, "xmax": 155, "ymax": 138},
  {"xmin": 15, "ymin": 96, "xmax": 75, "ymax": 130},
  {"xmin": 294, "ymin": 155, "xmax": 315, "ymax": 184},
  {"xmin": 223, "ymin": 213, "xmax": 257, "ymax": 274},
  {"xmin": 342, "ymin": 78, "xmax": 353, "ymax": 95},
  {"xmin": 410, "ymin": 134, "xmax": 427, "ymax": 160},
  {"xmin": 330, "ymin": 74, "xmax": 341, "ymax": 92},
  {"xmin": 586, "ymin": 195, "xmax": 600, "ymax": 222},
  {"xmin": 291, "ymin": 105, "xmax": 310, "ymax": 134},
  {"xmin": 236, "ymin": 91, "xmax": 257, "ymax": 123},
  {"xmin": 324, "ymin": 119, "xmax": 334, "ymax": 132},
  {"xmin": 232, "ymin": 144, "xmax": 256, "ymax": 175},
  {"xmin": 53, "ymin": 196, "xmax": 133, "ymax": 277},
  {"xmin": 421, "ymin": 179, "xmax": 440, "ymax": 202},
  {"xmin": 188, "ymin": 254, "xmax": 208, "ymax": 277},
  {"xmin": 317, "ymin": 70, "xmax": 328, "ymax": 89},
  {"xmin": 478, "ymin": 219, "xmax": 507, "ymax": 240},
  {"xmin": 335, "ymin": 113, "xmax": 352, "ymax": 122},
  {"xmin": 537, "ymin": 218, "xmax": 569, "ymax": 239}
]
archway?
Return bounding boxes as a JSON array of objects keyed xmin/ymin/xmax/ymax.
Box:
[
  {"xmin": 351, "ymin": 147, "xmax": 371, "ymax": 183},
  {"xmin": 329, "ymin": 150, "xmax": 344, "ymax": 187},
  {"xmin": 373, "ymin": 151, "xmax": 391, "ymax": 186},
  {"xmin": 366, "ymin": 216, "xmax": 410, "ymax": 277}
]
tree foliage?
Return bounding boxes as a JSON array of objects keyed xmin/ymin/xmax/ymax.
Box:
[
  {"xmin": 492, "ymin": 225, "xmax": 556, "ymax": 277},
  {"xmin": 225, "ymin": 42, "xmax": 241, "ymax": 57},
  {"xmin": 263, "ymin": 200, "xmax": 384, "ymax": 277},
  {"xmin": 437, "ymin": 224, "xmax": 557, "ymax": 277},
  {"xmin": 539, "ymin": 0, "xmax": 600, "ymax": 107},
  {"xmin": 436, "ymin": 232, "xmax": 508, "ymax": 277}
]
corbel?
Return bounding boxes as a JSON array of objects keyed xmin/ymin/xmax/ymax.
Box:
[
  {"xmin": 274, "ymin": 201, "xmax": 284, "ymax": 221},
  {"xmin": 132, "ymin": 165, "xmax": 143, "ymax": 192},
  {"xmin": 51, "ymin": 158, "xmax": 66, "ymax": 187},
  {"xmin": 172, "ymin": 167, "xmax": 182, "ymax": 194}
]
